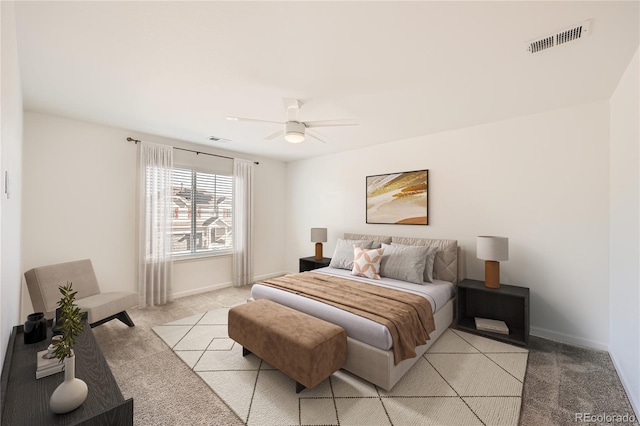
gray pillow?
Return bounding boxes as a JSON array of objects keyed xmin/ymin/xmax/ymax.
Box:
[
  {"xmin": 379, "ymin": 243, "xmax": 429, "ymax": 284},
  {"xmin": 329, "ymin": 239, "xmax": 374, "ymax": 270},
  {"xmin": 391, "ymin": 242, "xmax": 438, "ymax": 282}
]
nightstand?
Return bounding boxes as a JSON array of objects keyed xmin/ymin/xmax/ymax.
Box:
[
  {"xmin": 299, "ymin": 256, "xmax": 331, "ymax": 272},
  {"xmin": 456, "ymin": 279, "xmax": 530, "ymax": 346}
]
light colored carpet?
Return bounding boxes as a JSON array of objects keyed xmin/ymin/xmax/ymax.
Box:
[{"xmin": 154, "ymin": 307, "xmax": 529, "ymax": 426}]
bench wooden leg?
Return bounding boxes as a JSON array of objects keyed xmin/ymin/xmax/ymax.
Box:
[
  {"xmin": 296, "ymin": 382, "xmax": 306, "ymax": 393},
  {"xmin": 242, "ymin": 346, "xmax": 252, "ymax": 357}
]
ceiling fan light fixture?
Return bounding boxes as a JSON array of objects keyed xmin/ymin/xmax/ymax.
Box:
[
  {"xmin": 284, "ymin": 132, "xmax": 305, "ymax": 143},
  {"xmin": 284, "ymin": 121, "xmax": 305, "ymax": 143}
]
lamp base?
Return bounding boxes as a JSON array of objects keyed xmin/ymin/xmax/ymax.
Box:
[
  {"xmin": 484, "ymin": 261, "xmax": 501, "ymax": 288},
  {"xmin": 315, "ymin": 242, "xmax": 323, "ymax": 260}
]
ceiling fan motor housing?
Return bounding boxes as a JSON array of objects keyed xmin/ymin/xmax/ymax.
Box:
[{"xmin": 285, "ymin": 121, "xmax": 306, "ymax": 143}]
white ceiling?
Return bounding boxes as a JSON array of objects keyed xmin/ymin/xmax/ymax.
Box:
[{"xmin": 14, "ymin": 1, "xmax": 639, "ymax": 162}]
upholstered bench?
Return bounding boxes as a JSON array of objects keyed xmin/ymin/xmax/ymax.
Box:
[{"xmin": 228, "ymin": 299, "xmax": 347, "ymax": 393}]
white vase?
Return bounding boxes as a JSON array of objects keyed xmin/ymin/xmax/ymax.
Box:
[{"xmin": 50, "ymin": 351, "xmax": 88, "ymax": 414}]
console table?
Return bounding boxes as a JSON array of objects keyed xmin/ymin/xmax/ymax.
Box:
[{"xmin": 1, "ymin": 322, "xmax": 133, "ymax": 425}]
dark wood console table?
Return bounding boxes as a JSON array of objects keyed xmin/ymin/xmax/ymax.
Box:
[{"xmin": 1, "ymin": 322, "xmax": 133, "ymax": 425}]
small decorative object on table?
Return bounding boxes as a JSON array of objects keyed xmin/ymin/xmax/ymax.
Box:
[
  {"xmin": 36, "ymin": 342, "xmax": 64, "ymax": 379},
  {"xmin": 24, "ymin": 312, "xmax": 47, "ymax": 344},
  {"xmin": 52, "ymin": 307, "xmax": 64, "ymax": 336},
  {"xmin": 49, "ymin": 282, "xmax": 88, "ymax": 414}
]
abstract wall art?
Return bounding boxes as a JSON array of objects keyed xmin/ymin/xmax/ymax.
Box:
[{"xmin": 366, "ymin": 170, "xmax": 428, "ymax": 225}]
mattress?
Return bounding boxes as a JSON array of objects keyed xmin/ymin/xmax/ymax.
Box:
[{"xmin": 250, "ymin": 267, "xmax": 456, "ymax": 351}]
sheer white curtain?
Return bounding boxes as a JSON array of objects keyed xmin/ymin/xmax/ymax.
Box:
[
  {"xmin": 233, "ymin": 159, "xmax": 254, "ymax": 286},
  {"xmin": 138, "ymin": 142, "xmax": 174, "ymax": 307}
]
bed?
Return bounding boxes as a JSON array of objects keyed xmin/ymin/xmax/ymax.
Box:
[{"xmin": 251, "ymin": 233, "xmax": 463, "ymax": 390}]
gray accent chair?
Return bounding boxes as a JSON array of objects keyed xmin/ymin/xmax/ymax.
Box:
[{"xmin": 24, "ymin": 259, "xmax": 138, "ymax": 328}]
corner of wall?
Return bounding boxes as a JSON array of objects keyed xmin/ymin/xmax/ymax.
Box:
[
  {"xmin": 1, "ymin": 0, "xmax": 24, "ymax": 369},
  {"xmin": 609, "ymin": 45, "xmax": 640, "ymax": 418}
]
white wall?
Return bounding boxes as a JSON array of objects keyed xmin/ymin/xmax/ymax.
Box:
[
  {"xmin": 21, "ymin": 112, "xmax": 286, "ymax": 316},
  {"xmin": 286, "ymin": 101, "xmax": 610, "ymax": 349},
  {"xmin": 1, "ymin": 1, "xmax": 24, "ymax": 368},
  {"xmin": 609, "ymin": 47, "xmax": 639, "ymax": 416}
]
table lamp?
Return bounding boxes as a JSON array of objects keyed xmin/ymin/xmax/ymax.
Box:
[
  {"xmin": 477, "ymin": 236, "xmax": 509, "ymax": 289},
  {"xmin": 311, "ymin": 228, "xmax": 327, "ymax": 260}
]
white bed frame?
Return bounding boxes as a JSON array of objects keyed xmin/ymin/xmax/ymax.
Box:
[
  {"xmin": 343, "ymin": 297, "xmax": 454, "ymax": 390},
  {"xmin": 338, "ymin": 233, "xmax": 463, "ymax": 390}
]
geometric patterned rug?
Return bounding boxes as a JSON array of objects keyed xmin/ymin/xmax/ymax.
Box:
[{"xmin": 153, "ymin": 306, "xmax": 528, "ymax": 426}]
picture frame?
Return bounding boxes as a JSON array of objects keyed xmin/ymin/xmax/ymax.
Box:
[{"xmin": 366, "ymin": 169, "xmax": 428, "ymax": 225}]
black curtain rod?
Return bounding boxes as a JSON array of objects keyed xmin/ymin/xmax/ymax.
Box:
[{"xmin": 126, "ymin": 137, "xmax": 259, "ymax": 165}]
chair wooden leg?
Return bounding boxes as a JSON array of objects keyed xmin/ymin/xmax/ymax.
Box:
[
  {"xmin": 90, "ymin": 311, "xmax": 135, "ymax": 328},
  {"xmin": 116, "ymin": 311, "xmax": 135, "ymax": 327}
]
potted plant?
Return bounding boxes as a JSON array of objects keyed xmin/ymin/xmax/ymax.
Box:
[{"xmin": 49, "ymin": 282, "xmax": 88, "ymax": 414}]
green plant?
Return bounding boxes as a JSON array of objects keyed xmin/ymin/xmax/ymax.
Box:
[{"xmin": 52, "ymin": 282, "xmax": 84, "ymax": 361}]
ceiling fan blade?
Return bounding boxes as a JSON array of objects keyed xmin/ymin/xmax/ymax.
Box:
[
  {"xmin": 304, "ymin": 119, "xmax": 359, "ymax": 128},
  {"xmin": 306, "ymin": 129, "xmax": 329, "ymax": 144},
  {"xmin": 226, "ymin": 117, "xmax": 283, "ymax": 125},
  {"xmin": 264, "ymin": 129, "xmax": 284, "ymax": 140}
]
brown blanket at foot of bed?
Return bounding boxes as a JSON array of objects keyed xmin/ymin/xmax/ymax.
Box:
[{"xmin": 261, "ymin": 272, "xmax": 435, "ymax": 364}]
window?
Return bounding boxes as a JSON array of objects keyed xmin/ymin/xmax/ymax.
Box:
[{"xmin": 171, "ymin": 167, "xmax": 233, "ymax": 257}]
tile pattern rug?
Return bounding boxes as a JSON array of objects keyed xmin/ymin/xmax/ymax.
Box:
[{"xmin": 153, "ymin": 307, "xmax": 529, "ymax": 426}]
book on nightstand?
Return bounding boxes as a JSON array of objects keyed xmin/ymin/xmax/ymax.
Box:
[
  {"xmin": 36, "ymin": 349, "xmax": 64, "ymax": 379},
  {"xmin": 474, "ymin": 317, "xmax": 509, "ymax": 335}
]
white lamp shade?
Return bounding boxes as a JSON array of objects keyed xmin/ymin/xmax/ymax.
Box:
[
  {"xmin": 310, "ymin": 228, "xmax": 327, "ymax": 243},
  {"xmin": 477, "ymin": 236, "xmax": 509, "ymax": 261}
]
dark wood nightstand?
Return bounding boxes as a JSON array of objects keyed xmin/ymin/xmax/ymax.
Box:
[
  {"xmin": 456, "ymin": 279, "xmax": 530, "ymax": 346},
  {"xmin": 299, "ymin": 256, "xmax": 331, "ymax": 272}
]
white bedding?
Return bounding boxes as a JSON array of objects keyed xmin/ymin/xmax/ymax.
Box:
[{"xmin": 250, "ymin": 267, "xmax": 455, "ymax": 352}]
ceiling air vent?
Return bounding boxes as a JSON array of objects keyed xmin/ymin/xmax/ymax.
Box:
[{"xmin": 526, "ymin": 19, "xmax": 592, "ymax": 54}]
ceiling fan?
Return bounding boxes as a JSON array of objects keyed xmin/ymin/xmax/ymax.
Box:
[{"xmin": 226, "ymin": 98, "xmax": 358, "ymax": 144}]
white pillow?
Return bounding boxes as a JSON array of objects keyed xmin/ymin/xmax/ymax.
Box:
[
  {"xmin": 329, "ymin": 239, "xmax": 374, "ymax": 270},
  {"xmin": 351, "ymin": 246, "xmax": 384, "ymax": 280},
  {"xmin": 379, "ymin": 243, "xmax": 429, "ymax": 284},
  {"xmin": 391, "ymin": 242, "xmax": 438, "ymax": 282}
]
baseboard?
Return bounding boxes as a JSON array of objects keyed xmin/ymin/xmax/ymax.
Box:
[
  {"xmin": 530, "ymin": 325, "xmax": 608, "ymax": 351},
  {"xmin": 609, "ymin": 351, "xmax": 640, "ymax": 419},
  {"xmin": 173, "ymin": 281, "xmax": 233, "ymax": 299},
  {"xmin": 172, "ymin": 271, "xmax": 289, "ymax": 299}
]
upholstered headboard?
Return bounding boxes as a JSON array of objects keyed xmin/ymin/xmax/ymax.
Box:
[
  {"xmin": 342, "ymin": 233, "xmax": 391, "ymax": 249},
  {"xmin": 344, "ymin": 233, "xmax": 463, "ymax": 284}
]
